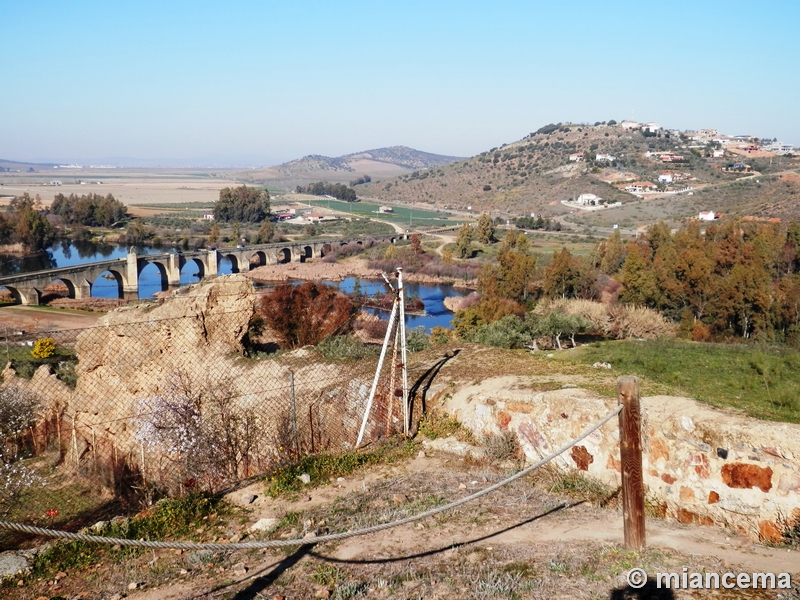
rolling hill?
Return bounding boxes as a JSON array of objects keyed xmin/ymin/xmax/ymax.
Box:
[
  {"xmin": 237, "ymin": 146, "xmax": 464, "ymax": 190},
  {"xmin": 354, "ymin": 123, "xmax": 800, "ymax": 225}
]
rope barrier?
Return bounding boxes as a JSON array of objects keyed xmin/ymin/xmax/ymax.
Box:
[{"xmin": 0, "ymin": 405, "xmax": 622, "ymax": 551}]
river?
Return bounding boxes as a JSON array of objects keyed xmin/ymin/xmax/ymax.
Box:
[{"xmin": 0, "ymin": 242, "xmax": 465, "ymax": 329}]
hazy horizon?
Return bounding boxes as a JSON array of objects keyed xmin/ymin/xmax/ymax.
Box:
[{"xmin": 2, "ymin": 1, "xmax": 798, "ymax": 166}]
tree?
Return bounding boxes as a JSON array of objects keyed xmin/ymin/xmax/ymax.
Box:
[
  {"xmin": 295, "ymin": 182, "xmax": 356, "ymax": 202},
  {"xmin": 456, "ymin": 224, "xmax": 474, "ymax": 258},
  {"xmin": 51, "ymin": 193, "xmax": 127, "ymax": 226},
  {"xmin": 209, "ymin": 223, "xmax": 220, "ymax": 245},
  {"xmin": 599, "ymin": 229, "xmax": 626, "ymax": 275},
  {"xmin": 411, "ymin": 234, "xmax": 423, "ymax": 254},
  {"xmin": 126, "ymin": 219, "xmax": 151, "ymax": 245},
  {"xmin": 442, "ymin": 246, "xmax": 453, "ymax": 265},
  {"xmin": 526, "ymin": 311, "xmax": 589, "ymax": 350},
  {"xmin": 12, "ymin": 194, "xmax": 54, "ymax": 252},
  {"xmin": 646, "ymin": 222, "xmax": 673, "ymax": 254},
  {"xmin": 618, "ymin": 243, "xmax": 657, "ymax": 306},
  {"xmin": 254, "ymin": 220, "xmax": 273, "ymax": 244},
  {"xmin": 476, "ymin": 214, "xmax": 496, "ymax": 244},
  {"xmin": 0, "ymin": 214, "xmax": 12, "ymax": 244},
  {"xmin": 232, "ymin": 222, "xmax": 241, "ymax": 243},
  {"xmin": 214, "ymin": 186, "xmax": 270, "ymax": 223},
  {"xmin": 543, "ymin": 248, "xmax": 581, "ymax": 298}
]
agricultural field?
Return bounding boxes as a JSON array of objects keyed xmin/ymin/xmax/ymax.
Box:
[{"xmin": 301, "ymin": 197, "xmax": 463, "ymax": 228}]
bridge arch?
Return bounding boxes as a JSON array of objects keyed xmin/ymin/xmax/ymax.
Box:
[
  {"xmin": 135, "ymin": 262, "xmax": 169, "ymax": 298},
  {"xmin": 90, "ymin": 269, "xmax": 126, "ymax": 299},
  {"xmin": 42, "ymin": 277, "xmax": 78, "ymax": 302},
  {"xmin": 249, "ymin": 251, "xmax": 267, "ymax": 268},
  {"xmin": 0, "ymin": 285, "xmax": 24, "ymax": 305},
  {"xmin": 221, "ymin": 253, "xmax": 242, "ymax": 273},
  {"xmin": 277, "ymin": 248, "xmax": 291, "ymax": 264},
  {"xmin": 180, "ymin": 257, "xmax": 205, "ymax": 281},
  {"xmin": 300, "ymin": 246, "xmax": 313, "ymax": 263}
]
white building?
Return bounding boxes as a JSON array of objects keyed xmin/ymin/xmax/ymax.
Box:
[
  {"xmin": 658, "ymin": 173, "xmax": 674, "ymax": 184},
  {"xmin": 643, "ymin": 122, "xmax": 660, "ymax": 133},
  {"xmin": 569, "ymin": 153, "xmax": 584, "ymax": 162},
  {"xmin": 761, "ymin": 141, "xmax": 795, "ymax": 155},
  {"xmin": 595, "ymin": 153, "xmax": 616, "ymax": 162},
  {"xmin": 576, "ymin": 193, "xmax": 600, "ymax": 205},
  {"xmin": 699, "ymin": 211, "xmax": 716, "ymax": 221},
  {"xmin": 620, "ymin": 120, "xmax": 640, "ymax": 130}
]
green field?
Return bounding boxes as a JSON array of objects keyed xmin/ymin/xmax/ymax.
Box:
[
  {"xmin": 304, "ymin": 198, "xmax": 462, "ymax": 228},
  {"xmin": 566, "ymin": 339, "xmax": 800, "ymax": 424}
]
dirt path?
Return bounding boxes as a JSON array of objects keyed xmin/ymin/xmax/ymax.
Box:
[
  {"xmin": 0, "ymin": 305, "xmax": 101, "ymax": 334},
  {"xmin": 8, "ymin": 449, "xmax": 797, "ymax": 599},
  {"xmin": 118, "ymin": 453, "xmax": 798, "ymax": 599}
]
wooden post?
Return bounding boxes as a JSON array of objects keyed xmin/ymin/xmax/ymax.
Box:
[{"xmin": 618, "ymin": 376, "xmax": 645, "ymax": 551}]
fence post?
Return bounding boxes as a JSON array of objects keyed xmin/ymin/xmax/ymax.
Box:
[
  {"xmin": 289, "ymin": 371, "xmax": 299, "ymax": 458},
  {"xmin": 618, "ymin": 375, "xmax": 645, "ymax": 551}
]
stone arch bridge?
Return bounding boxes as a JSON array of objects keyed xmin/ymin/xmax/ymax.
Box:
[{"xmin": 0, "ymin": 235, "xmax": 403, "ymax": 305}]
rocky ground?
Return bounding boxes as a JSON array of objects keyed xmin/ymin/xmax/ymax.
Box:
[
  {"xmin": 2, "ymin": 446, "xmax": 797, "ymax": 600},
  {"xmin": 246, "ymin": 257, "xmax": 475, "ymax": 289}
]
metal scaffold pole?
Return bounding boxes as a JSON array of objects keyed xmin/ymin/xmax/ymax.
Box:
[
  {"xmin": 397, "ymin": 267, "xmax": 409, "ymax": 435},
  {"xmin": 356, "ymin": 269, "xmax": 410, "ymax": 447},
  {"xmin": 356, "ymin": 285, "xmax": 399, "ymax": 448}
]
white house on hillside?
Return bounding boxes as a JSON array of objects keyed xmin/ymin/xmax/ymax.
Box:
[
  {"xmin": 569, "ymin": 153, "xmax": 584, "ymax": 162},
  {"xmin": 658, "ymin": 173, "xmax": 673, "ymax": 184},
  {"xmin": 595, "ymin": 153, "xmax": 616, "ymax": 162},
  {"xmin": 699, "ymin": 211, "xmax": 716, "ymax": 221},
  {"xmin": 576, "ymin": 193, "xmax": 600, "ymax": 205},
  {"xmin": 643, "ymin": 122, "xmax": 660, "ymax": 133},
  {"xmin": 620, "ymin": 120, "xmax": 640, "ymax": 130}
]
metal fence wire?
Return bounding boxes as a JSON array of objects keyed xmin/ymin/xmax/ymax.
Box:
[{"xmin": 0, "ymin": 297, "xmax": 414, "ymax": 547}]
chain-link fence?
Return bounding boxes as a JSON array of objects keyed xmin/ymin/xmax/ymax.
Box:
[{"xmin": 0, "ymin": 281, "xmax": 419, "ymax": 548}]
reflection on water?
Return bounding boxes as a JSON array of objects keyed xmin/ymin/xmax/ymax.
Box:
[
  {"xmin": 0, "ymin": 244, "xmax": 467, "ymax": 327},
  {"xmin": 274, "ymin": 277, "xmax": 465, "ymax": 331},
  {"xmin": 330, "ymin": 277, "xmax": 462, "ymax": 331},
  {"xmin": 0, "ymin": 250, "xmax": 57, "ymax": 276}
]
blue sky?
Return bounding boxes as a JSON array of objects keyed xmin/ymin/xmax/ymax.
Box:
[{"xmin": 1, "ymin": 1, "xmax": 798, "ymax": 166}]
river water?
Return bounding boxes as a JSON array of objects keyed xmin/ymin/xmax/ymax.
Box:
[{"xmin": 0, "ymin": 242, "xmax": 465, "ymax": 329}]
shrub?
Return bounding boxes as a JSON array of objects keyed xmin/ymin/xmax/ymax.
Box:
[
  {"xmin": 258, "ymin": 282, "xmax": 356, "ymax": 348},
  {"xmin": 691, "ymin": 322, "xmax": 712, "ymax": 342},
  {"xmin": 534, "ymin": 298, "xmax": 675, "ymax": 341},
  {"xmin": 608, "ymin": 305, "xmax": 676, "ymax": 340},
  {"xmin": 405, "ymin": 326, "xmax": 430, "ymax": 352},
  {"xmin": 31, "ymin": 337, "xmax": 56, "ymax": 359},
  {"xmin": 0, "ymin": 387, "xmax": 41, "ymax": 453},
  {"xmin": 135, "ymin": 372, "xmax": 267, "ymax": 491},
  {"xmin": 316, "ymin": 335, "xmax": 378, "ymax": 361},
  {"xmin": 471, "ymin": 315, "xmax": 530, "ymax": 349},
  {"xmin": 430, "ymin": 326, "xmax": 455, "ymax": 345},
  {"xmin": 0, "ymin": 461, "xmax": 45, "ymax": 517}
]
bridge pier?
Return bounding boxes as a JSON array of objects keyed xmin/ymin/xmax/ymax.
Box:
[
  {"xmin": 19, "ymin": 287, "xmax": 41, "ymax": 306},
  {"xmin": 125, "ymin": 249, "xmax": 139, "ymax": 296},
  {"xmin": 0, "ymin": 236, "xmax": 403, "ymax": 305},
  {"xmin": 206, "ymin": 249, "xmax": 218, "ymax": 277},
  {"xmin": 167, "ymin": 254, "xmax": 181, "ymax": 287},
  {"xmin": 76, "ymin": 279, "xmax": 92, "ymax": 300}
]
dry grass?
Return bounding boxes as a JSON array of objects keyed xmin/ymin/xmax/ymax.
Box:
[{"xmin": 538, "ymin": 298, "xmax": 676, "ymax": 340}]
